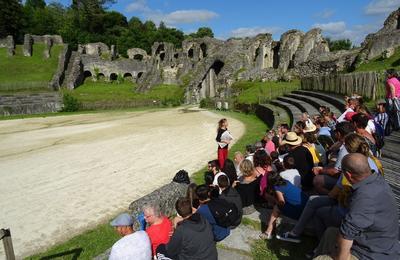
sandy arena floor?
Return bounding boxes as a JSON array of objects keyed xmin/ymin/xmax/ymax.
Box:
[{"xmin": 0, "ymin": 107, "xmax": 244, "ymax": 258}]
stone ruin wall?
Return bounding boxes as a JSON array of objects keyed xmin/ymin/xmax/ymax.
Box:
[{"xmin": 3, "ymin": 8, "xmax": 400, "ymax": 104}]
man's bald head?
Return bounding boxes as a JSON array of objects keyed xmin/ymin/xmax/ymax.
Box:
[{"xmin": 341, "ymin": 153, "xmax": 371, "ymax": 183}]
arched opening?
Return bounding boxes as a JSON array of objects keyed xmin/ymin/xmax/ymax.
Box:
[
  {"xmin": 84, "ymin": 70, "xmax": 92, "ymax": 79},
  {"xmin": 200, "ymin": 43, "xmax": 207, "ymax": 58},
  {"xmin": 272, "ymin": 43, "xmax": 280, "ymax": 69},
  {"xmin": 397, "ymin": 15, "xmax": 400, "ymax": 29},
  {"xmin": 155, "ymin": 44, "xmax": 165, "ymax": 55},
  {"xmin": 136, "ymin": 72, "xmax": 143, "ymax": 83},
  {"xmin": 133, "ymin": 54, "xmax": 143, "ymax": 61},
  {"xmin": 98, "ymin": 73, "xmax": 105, "ymax": 81},
  {"xmin": 254, "ymin": 47, "xmax": 260, "ymax": 62},
  {"xmin": 123, "ymin": 73, "xmax": 132, "ymax": 79},
  {"xmin": 288, "ymin": 54, "xmax": 296, "ymax": 69},
  {"xmin": 160, "ymin": 53, "xmax": 165, "ymax": 61},
  {"xmin": 174, "ymin": 53, "xmax": 179, "ymax": 59},
  {"xmin": 188, "ymin": 48, "xmax": 194, "ymax": 58},
  {"xmin": 210, "ymin": 60, "xmax": 224, "ymax": 76},
  {"xmin": 110, "ymin": 73, "xmax": 118, "ymax": 81}
]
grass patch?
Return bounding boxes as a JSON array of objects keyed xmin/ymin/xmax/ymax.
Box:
[
  {"xmin": 0, "ymin": 44, "xmax": 63, "ymax": 92},
  {"xmin": 251, "ymin": 235, "xmax": 317, "ymax": 260},
  {"xmin": 233, "ymin": 80, "xmax": 300, "ymax": 105},
  {"xmin": 27, "ymin": 221, "xmax": 120, "ymax": 260},
  {"xmin": 241, "ymin": 217, "xmax": 262, "ymax": 231},
  {"xmin": 191, "ymin": 111, "xmax": 268, "ymax": 184},
  {"xmin": 355, "ymin": 46, "xmax": 400, "ymax": 72},
  {"xmin": 66, "ymin": 80, "xmax": 185, "ymax": 109}
]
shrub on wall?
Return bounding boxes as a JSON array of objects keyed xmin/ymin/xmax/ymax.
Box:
[{"xmin": 62, "ymin": 93, "xmax": 81, "ymax": 112}]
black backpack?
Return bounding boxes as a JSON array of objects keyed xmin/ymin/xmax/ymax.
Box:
[
  {"xmin": 172, "ymin": 170, "xmax": 190, "ymax": 184},
  {"xmin": 208, "ymin": 198, "xmax": 239, "ymax": 228}
]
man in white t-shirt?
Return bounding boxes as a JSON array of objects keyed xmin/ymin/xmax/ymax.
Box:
[
  {"xmin": 109, "ymin": 213, "xmax": 152, "ymax": 260},
  {"xmin": 279, "ymin": 155, "xmax": 301, "ymax": 188}
]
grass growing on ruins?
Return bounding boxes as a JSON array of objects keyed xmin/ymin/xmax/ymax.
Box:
[
  {"xmin": 191, "ymin": 111, "xmax": 267, "ymax": 184},
  {"xmin": 233, "ymin": 80, "xmax": 301, "ymax": 105},
  {"xmin": 0, "ymin": 44, "xmax": 63, "ymax": 92},
  {"xmin": 66, "ymin": 80, "xmax": 185, "ymax": 109},
  {"xmin": 355, "ymin": 46, "xmax": 400, "ymax": 72}
]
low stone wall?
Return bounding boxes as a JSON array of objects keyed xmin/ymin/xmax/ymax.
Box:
[
  {"xmin": 0, "ymin": 92, "xmax": 62, "ymax": 116},
  {"xmin": 129, "ymin": 181, "xmax": 188, "ymax": 219},
  {"xmin": 255, "ymin": 104, "xmax": 275, "ymax": 129},
  {"xmin": 0, "ymin": 35, "xmax": 15, "ymax": 56},
  {"xmin": 301, "ymin": 71, "xmax": 379, "ymax": 100}
]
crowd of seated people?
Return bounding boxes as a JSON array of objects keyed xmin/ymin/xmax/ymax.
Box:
[{"xmin": 110, "ymin": 93, "xmax": 399, "ymax": 259}]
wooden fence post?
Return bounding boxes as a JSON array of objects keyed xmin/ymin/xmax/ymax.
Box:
[{"xmin": 0, "ymin": 229, "xmax": 16, "ymax": 260}]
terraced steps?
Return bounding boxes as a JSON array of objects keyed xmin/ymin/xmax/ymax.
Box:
[
  {"xmin": 292, "ymin": 90, "xmax": 346, "ymax": 112},
  {"xmin": 262, "ymin": 104, "xmax": 290, "ymax": 128},
  {"xmin": 284, "ymin": 93, "xmax": 342, "ymax": 117},
  {"xmin": 270, "ymin": 99, "xmax": 303, "ymax": 127},
  {"xmin": 277, "ymin": 96, "xmax": 320, "ymax": 117}
]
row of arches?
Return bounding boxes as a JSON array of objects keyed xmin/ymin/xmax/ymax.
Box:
[
  {"xmin": 83, "ymin": 71, "xmax": 143, "ymax": 82},
  {"xmin": 187, "ymin": 43, "xmax": 208, "ymax": 60}
]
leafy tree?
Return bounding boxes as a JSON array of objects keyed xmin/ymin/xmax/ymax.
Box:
[
  {"xmin": 187, "ymin": 27, "xmax": 214, "ymax": 39},
  {"xmin": 0, "ymin": 0, "xmax": 24, "ymax": 38},
  {"xmin": 326, "ymin": 38, "xmax": 352, "ymax": 52},
  {"xmin": 25, "ymin": 0, "xmax": 46, "ymax": 9}
]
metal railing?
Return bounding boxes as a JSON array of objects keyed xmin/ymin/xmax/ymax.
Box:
[{"xmin": 0, "ymin": 228, "xmax": 15, "ymax": 260}]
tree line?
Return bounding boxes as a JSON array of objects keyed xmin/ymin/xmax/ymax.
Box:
[{"xmin": 0, "ymin": 0, "xmax": 214, "ymax": 56}]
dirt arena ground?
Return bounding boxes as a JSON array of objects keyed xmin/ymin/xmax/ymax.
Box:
[{"xmin": 0, "ymin": 107, "xmax": 244, "ymax": 258}]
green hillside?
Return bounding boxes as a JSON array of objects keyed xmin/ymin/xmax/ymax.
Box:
[
  {"xmin": 355, "ymin": 47, "xmax": 400, "ymax": 72},
  {"xmin": 0, "ymin": 44, "xmax": 63, "ymax": 92}
]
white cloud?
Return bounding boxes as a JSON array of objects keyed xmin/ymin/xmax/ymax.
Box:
[
  {"xmin": 365, "ymin": 0, "xmax": 400, "ymax": 15},
  {"xmin": 313, "ymin": 21, "xmax": 380, "ymax": 45},
  {"xmin": 149, "ymin": 10, "xmax": 219, "ymax": 25},
  {"xmin": 125, "ymin": 0, "xmax": 218, "ymax": 26},
  {"xmin": 314, "ymin": 21, "xmax": 346, "ymax": 34},
  {"xmin": 230, "ymin": 26, "xmax": 282, "ymax": 38},
  {"xmin": 125, "ymin": 0, "xmax": 149, "ymax": 12},
  {"xmin": 314, "ymin": 9, "xmax": 335, "ymax": 19}
]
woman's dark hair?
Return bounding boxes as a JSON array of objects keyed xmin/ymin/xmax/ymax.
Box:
[
  {"xmin": 270, "ymin": 151, "xmax": 279, "ymax": 161},
  {"xmin": 283, "ymin": 156, "xmax": 296, "ymax": 169},
  {"xmin": 352, "ymin": 113, "xmax": 369, "ymax": 129},
  {"xmin": 204, "ymin": 171, "xmax": 214, "ymax": 185},
  {"xmin": 253, "ymin": 149, "xmax": 272, "ymax": 168},
  {"xmin": 222, "ymin": 159, "xmax": 237, "ymax": 184},
  {"xmin": 387, "ymin": 68, "xmax": 397, "ymax": 78},
  {"xmin": 334, "ymin": 121, "xmax": 355, "ymax": 138},
  {"xmin": 186, "ymin": 183, "xmax": 200, "ymax": 209},
  {"xmin": 208, "ymin": 160, "xmax": 220, "ymax": 171},
  {"xmin": 195, "ymin": 185, "xmax": 210, "ymax": 201},
  {"xmin": 303, "ymin": 132, "xmax": 317, "ymax": 144},
  {"xmin": 218, "ymin": 118, "xmax": 227, "ymax": 130}
]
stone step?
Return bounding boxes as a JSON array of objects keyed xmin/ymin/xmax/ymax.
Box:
[
  {"xmin": 277, "ymin": 96, "xmax": 320, "ymax": 117},
  {"xmin": 261, "ymin": 103, "xmax": 290, "ymax": 128},
  {"xmin": 285, "ymin": 93, "xmax": 342, "ymax": 118},
  {"xmin": 217, "ymin": 247, "xmax": 252, "ymax": 260},
  {"xmin": 270, "ymin": 99, "xmax": 303, "ymax": 127},
  {"xmin": 292, "ymin": 90, "xmax": 346, "ymax": 113}
]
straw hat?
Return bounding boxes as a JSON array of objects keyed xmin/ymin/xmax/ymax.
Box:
[
  {"xmin": 303, "ymin": 121, "xmax": 317, "ymax": 133},
  {"xmin": 282, "ymin": 132, "xmax": 302, "ymax": 146}
]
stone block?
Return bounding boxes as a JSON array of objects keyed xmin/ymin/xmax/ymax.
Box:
[
  {"xmin": 129, "ymin": 182, "xmax": 188, "ymax": 218},
  {"xmin": 23, "ymin": 34, "xmax": 33, "ymax": 57}
]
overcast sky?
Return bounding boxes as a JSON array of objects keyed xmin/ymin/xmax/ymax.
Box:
[{"xmin": 48, "ymin": 0, "xmax": 400, "ymax": 45}]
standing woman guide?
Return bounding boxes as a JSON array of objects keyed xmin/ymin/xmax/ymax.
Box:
[{"xmin": 216, "ymin": 118, "xmax": 232, "ymax": 169}]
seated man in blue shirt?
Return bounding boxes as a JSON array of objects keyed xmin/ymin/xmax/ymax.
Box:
[
  {"xmin": 195, "ymin": 185, "xmax": 230, "ymax": 241},
  {"xmin": 313, "ymin": 153, "xmax": 400, "ymax": 260}
]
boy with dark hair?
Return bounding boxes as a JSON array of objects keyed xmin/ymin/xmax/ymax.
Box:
[
  {"xmin": 156, "ymin": 197, "xmax": 217, "ymax": 260},
  {"xmin": 218, "ymin": 175, "xmax": 243, "ymax": 228},
  {"xmin": 195, "ymin": 185, "xmax": 231, "ymax": 241},
  {"xmin": 280, "ymin": 156, "xmax": 301, "ymax": 188}
]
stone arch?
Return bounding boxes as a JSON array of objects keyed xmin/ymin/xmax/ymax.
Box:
[
  {"xmin": 288, "ymin": 54, "xmax": 296, "ymax": 69},
  {"xmin": 188, "ymin": 48, "xmax": 194, "ymax": 58},
  {"xmin": 84, "ymin": 70, "xmax": 92, "ymax": 78},
  {"xmin": 98, "ymin": 73, "xmax": 105, "ymax": 80},
  {"xmin": 174, "ymin": 53, "xmax": 179, "ymax": 59},
  {"xmin": 200, "ymin": 43, "xmax": 207, "ymax": 58},
  {"xmin": 155, "ymin": 44, "xmax": 165, "ymax": 55},
  {"xmin": 124, "ymin": 73, "xmax": 132, "ymax": 78},
  {"xmin": 210, "ymin": 60, "xmax": 224, "ymax": 75},
  {"xmin": 133, "ymin": 54, "xmax": 143, "ymax": 61},
  {"xmin": 110, "ymin": 73, "xmax": 118, "ymax": 81},
  {"xmin": 272, "ymin": 43, "xmax": 280, "ymax": 69},
  {"xmin": 254, "ymin": 47, "xmax": 260, "ymax": 62},
  {"xmin": 160, "ymin": 53, "xmax": 165, "ymax": 61}
]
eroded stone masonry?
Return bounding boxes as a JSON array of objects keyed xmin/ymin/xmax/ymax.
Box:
[{"xmin": 1, "ymin": 8, "xmax": 400, "ymax": 104}]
